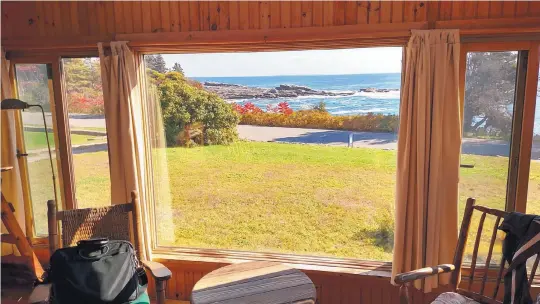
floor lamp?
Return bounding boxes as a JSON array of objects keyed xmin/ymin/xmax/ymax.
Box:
[{"xmin": 1, "ymin": 98, "xmax": 59, "ymax": 205}]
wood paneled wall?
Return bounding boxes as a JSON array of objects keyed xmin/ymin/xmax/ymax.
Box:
[{"xmin": 2, "ymin": 1, "xmax": 540, "ymax": 41}]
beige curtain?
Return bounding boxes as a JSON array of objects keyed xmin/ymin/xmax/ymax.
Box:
[
  {"xmin": 1, "ymin": 49, "xmax": 26, "ymax": 255},
  {"xmin": 392, "ymin": 30, "xmax": 462, "ymax": 292},
  {"xmin": 98, "ymin": 42, "xmax": 151, "ymax": 260}
]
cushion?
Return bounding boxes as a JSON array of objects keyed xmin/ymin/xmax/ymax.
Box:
[{"xmin": 432, "ymin": 292, "xmax": 480, "ymax": 304}]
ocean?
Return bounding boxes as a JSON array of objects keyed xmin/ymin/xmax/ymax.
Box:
[
  {"xmin": 192, "ymin": 73, "xmax": 540, "ymax": 135},
  {"xmin": 192, "ymin": 73, "xmax": 401, "ymax": 116}
]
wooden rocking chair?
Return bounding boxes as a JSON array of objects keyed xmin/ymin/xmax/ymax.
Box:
[
  {"xmin": 395, "ymin": 198, "xmax": 539, "ymax": 304},
  {"xmin": 28, "ymin": 191, "xmax": 172, "ymax": 304}
]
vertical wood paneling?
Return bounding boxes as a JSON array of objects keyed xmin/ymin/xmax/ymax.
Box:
[
  {"xmin": 312, "ymin": 1, "xmax": 323, "ymax": 27},
  {"xmin": 35, "ymin": 1, "xmax": 46, "ymax": 37},
  {"xmin": 248, "ymin": 1, "xmax": 259, "ymax": 29},
  {"xmin": 131, "ymin": 1, "xmax": 142, "ymax": 33},
  {"xmin": 291, "ymin": 1, "xmax": 302, "ymax": 28},
  {"xmin": 368, "ymin": 1, "xmax": 381, "ymax": 24},
  {"xmin": 391, "ymin": 1, "xmax": 403, "ymax": 23},
  {"xmin": 356, "ymin": 1, "xmax": 368, "ymax": 24},
  {"xmin": 301, "ymin": 1, "xmax": 313, "ymax": 27},
  {"xmin": 199, "ymin": 1, "xmax": 210, "ymax": 31},
  {"xmin": 515, "ymin": 1, "xmax": 529, "ymax": 17},
  {"xmin": 1, "ymin": 2, "xmax": 11, "ymax": 38},
  {"xmin": 166, "ymin": 270, "xmax": 177, "ymax": 300},
  {"xmin": 260, "ymin": 1, "xmax": 270, "ymax": 29},
  {"xmin": 333, "ymin": 1, "xmax": 346, "ymax": 26},
  {"xmin": 238, "ymin": 2, "xmax": 249, "ymax": 30},
  {"xmin": 208, "ymin": 1, "xmax": 219, "ymax": 31},
  {"xmin": 219, "ymin": 1, "xmax": 230, "ymax": 30},
  {"xmin": 502, "ymin": 1, "xmax": 516, "ymax": 18},
  {"xmin": 53, "ymin": 1, "xmax": 69, "ymax": 37},
  {"xmin": 52, "ymin": 1, "xmax": 63, "ymax": 36},
  {"xmin": 77, "ymin": 1, "xmax": 90, "ymax": 36},
  {"xmin": 159, "ymin": 1, "xmax": 170, "ymax": 32},
  {"xmin": 529, "ymin": 1, "xmax": 540, "ymax": 15},
  {"xmin": 451, "ymin": 1, "xmax": 464, "ymax": 20},
  {"xmin": 270, "ymin": 1, "xmax": 281, "ymax": 29},
  {"xmin": 123, "ymin": 1, "xmax": 134, "ymax": 33},
  {"xmin": 189, "ymin": 1, "xmax": 200, "ymax": 31},
  {"xmin": 104, "ymin": 1, "xmax": 115, "ymax": 35},
  {"xmin": 96, "ymin": 2, "xmax": 107, "ymax": 35},
  {"xmin": 42, "ymin": 1, "xmax": 54, "ymax": 36},
  {"xmin": 169, "ymin": 1, "xmax": 180, "ymax": 32},
  {"xmin": 176, "ymin": 271, "xmax": 186, "ymax": 300},
  {"xmin": 489, "ymin": 1, "xmax": 503, "ymax": 18},
  {"xmin": 477, "ymin": 1, "xmax": 490, "ymax": 18},
  {"xmin": 403, "ymin": 1, "xmax": 416, "ymax": 22},
  {"xmin": 380, "ymin": 1, "xmax": 392, "ymax": 23},
  {"xmin": 179, "ymin": 1, "xmax": 190, "ymax": 31},
  {"xmin": 464, "ymin": 1, "xmax": 478, "ymax": 19},
  {"xmin": 150, "ymin": 1, "xmax": 162, "ymax": 32},
  {"xmin": 280, "ymin": 1, "xmax": 291, "ymax": 28},
  {"xmin": 229, "ymin": 1, "xmax": 239, "ymax": 30},
  {"xmin": 141, "ymin": 1, "xmax": 152, "ymax": 33},
  {"xmin": 439, "ymin": 1, "xmax": 453, "ymax": 20},
  {"xmin": 112, "ymin": 1, "xmax": 124, "ymax": 33},
  {"xmin": 416, "ymin": 1, "xmax": 427, "ymax": 22},
  {"xmin": 345, "ymin": 1, "xmax": 358, "ymax": 25},
  {"xmin": 322, "ymin": 1, "xmax": 334, "ymax": 26},
  {"xmin": 87, "ymin": 2, "xmax": 100, "ymax": 35}
]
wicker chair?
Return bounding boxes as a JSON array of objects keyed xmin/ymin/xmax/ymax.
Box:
[
  {"xmin": 395, "ymin": 198, "xmax": 539, "ymax": 304},
  {"xmin": 29, "ymin": 191, "xmax": 171, "ymax": 304}
]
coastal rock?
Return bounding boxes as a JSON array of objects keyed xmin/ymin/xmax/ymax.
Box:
[
  {"xmin": 203, "ymin": 82, "xmax": 356, "ymax": 100},
  {"xmin": 359, "ymin": 88, "xmax": 399, "ymax": 93}
]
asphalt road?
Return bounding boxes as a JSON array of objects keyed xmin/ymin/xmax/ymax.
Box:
[{"xmin": 21, "ymin": 112, "xmax": 540, "ymax": 159}]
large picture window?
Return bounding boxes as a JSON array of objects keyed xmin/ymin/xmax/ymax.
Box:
[{"xmin": 144, "ymin": 48, "xmax": 402, "ymax": 260}]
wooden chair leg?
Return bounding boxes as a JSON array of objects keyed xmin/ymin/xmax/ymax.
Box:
[
  {"xmin": 155, "ymin": 279, "xmax": 167, "ymax": 304},
  {"xmin": 400, "ymin": 283, "xmax": 411, "ymax": 304}
]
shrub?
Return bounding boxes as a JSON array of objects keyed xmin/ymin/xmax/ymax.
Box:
[
  {"xmin": 238, "ymin": 107, "xmax": 398, "ymax": 133},
  {"xmin": 159, "ymin": 72, "xmax": 239, "ymax": 147}
]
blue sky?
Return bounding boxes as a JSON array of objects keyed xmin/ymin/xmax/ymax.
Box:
[{"xmin": 163, "ymin": 47, "xmax": 402, "ymax": 77}]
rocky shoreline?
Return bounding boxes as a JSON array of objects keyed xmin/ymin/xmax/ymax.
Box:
[{"xmin": 203, "ymin": 82, "xmax": 398, "ymax": 100}]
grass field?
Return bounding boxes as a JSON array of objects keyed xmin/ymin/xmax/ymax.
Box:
[
  {"xmin": 23, "ymin": 131, "xmax": 106, "ymax": 151},
  {"xmin": 26, "ymin": 141, "xmax": 540, "ymax": 261}
]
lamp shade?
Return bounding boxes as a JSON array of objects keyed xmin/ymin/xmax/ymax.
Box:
[{"xmin": 1, "ymin": 99, "xmax": 30, "ymax": 110}]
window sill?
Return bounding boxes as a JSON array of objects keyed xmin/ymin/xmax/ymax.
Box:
[{"xmin": 151, "ymin": 246, "xmax": 393, "ymax": 278}]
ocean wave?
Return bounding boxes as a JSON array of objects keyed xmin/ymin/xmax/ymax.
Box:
[
  {"xmin": 331, "ymin": 108, "xmax": 392, "ymax": 115},
  {"xmin": 357, "ymin": 91, "xmax": 400, "ymax": 99}
]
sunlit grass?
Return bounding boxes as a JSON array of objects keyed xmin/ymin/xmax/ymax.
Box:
[
  {"xmin": 23, "ymin": 131, "xmax": 106, "ymax": 151},
  {"xmin": 25, "ymin": 141, "xmax": 540, "ymax": 261}
]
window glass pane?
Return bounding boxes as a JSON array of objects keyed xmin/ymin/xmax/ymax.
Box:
[
  {"xmin": 15, "ymin": 64, "xmax": 62, "ymax": 236},
  {"xmin": 62, "ymin": 58, "xmax": 110, "ymax": 208},
  {"xmin": 527, "ymin": 65, "xmax": 540, "ymax": 215},
  {"xmin": 460, "ymin": 51, "xmax": 518, "ymax": 265},
  {"xmin": 145, "ymin": 48, "xmax": 402, "ymax": 260}
]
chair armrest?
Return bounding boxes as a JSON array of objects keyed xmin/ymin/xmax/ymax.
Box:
[
  {"xmin": 394, "ymin": 264, "xmax": 455, "ymax": 285},
  {"xmin": 141, "ymin": 260, "xmax": 172, "ymax": 281},
  {"xmin": 28, "ymin": 284, "xmax": 51, "ymax": 304}
]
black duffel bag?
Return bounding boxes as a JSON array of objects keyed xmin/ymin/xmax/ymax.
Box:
[{"xmin": 45, "ymin": 238, "xmax": 148, "ymax": 304}]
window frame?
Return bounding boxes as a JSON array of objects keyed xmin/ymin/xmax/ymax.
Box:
[
  {"xmin": 7, "ymin": 39, "xmax": 539, "ymax": 273},
  {"xmin": 459, "ymin": 41, "xmax": 540, "ymax": 214}
]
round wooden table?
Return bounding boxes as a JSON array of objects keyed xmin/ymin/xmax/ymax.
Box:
[{"xmin": 191, "ymin": 261, "xmax": 316, "ymax": 304}]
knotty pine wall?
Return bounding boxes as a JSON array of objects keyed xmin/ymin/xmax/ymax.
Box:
[{"xmin": 2, "ymin": 1, "xmax": 540, "ymax": 41}]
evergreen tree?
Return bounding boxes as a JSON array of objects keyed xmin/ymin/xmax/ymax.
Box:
[
  {"xmin": 145, "ymin": 54, "xmax": 167, "ymax": 73},
  {"xmin": 172, "ymin": 62, "xmax": 184, "ymax": 74},
  {"xmin": 464, "ymin": 52, "xmax": 517, "ymax": 138}
]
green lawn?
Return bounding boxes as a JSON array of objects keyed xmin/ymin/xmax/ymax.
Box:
[
  {"xmin": 23, "ymin": 131, "xmax": 106, "ymax": 151},
  {"xmin": 25, "ymin": 141, "xmax": 540, "ymax": 261}
]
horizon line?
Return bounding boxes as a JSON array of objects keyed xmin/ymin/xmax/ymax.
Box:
[{"xmin": 184, "ymin": 71, "xmax": 401, "ymax": 78}]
